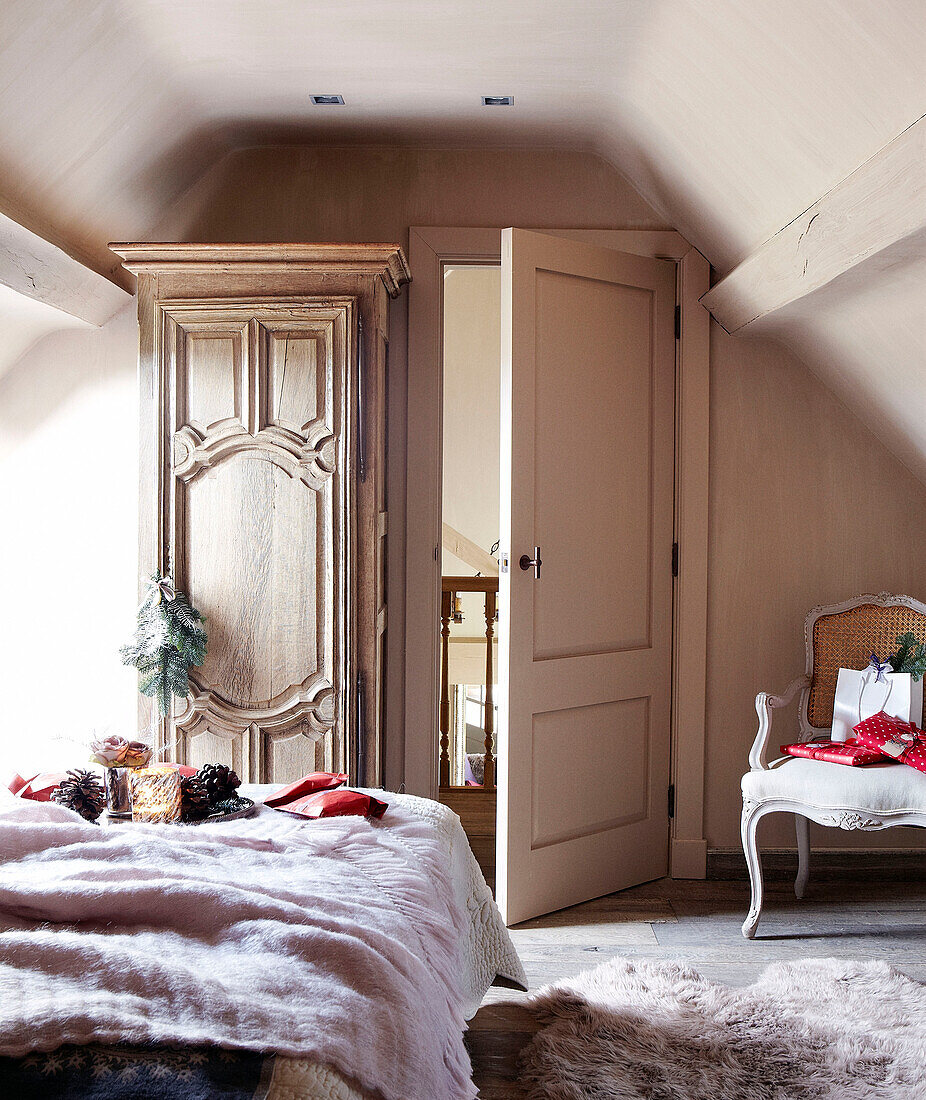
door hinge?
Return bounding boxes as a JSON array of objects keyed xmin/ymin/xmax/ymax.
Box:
[
  {"xmin": 674, "ymin": 304, "xmax": 681, "ymax": 340},
  {"xmin": 355, "ymin": 671, "xmax": 366, "ymax": 784},
  {"xmin": 357, "ymin": 313, "xmax": 367, "ymax": 483},
  {"xmin": 671, "ymin": 541, "xmax": 679, "ymax": 578},
  {"xmin": 668, "ymin": 784, "xmax": 676, "ymax": 819}
]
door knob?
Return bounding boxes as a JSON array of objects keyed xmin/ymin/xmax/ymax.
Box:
[{"xmin": 519, "ymin": 546, "xmax": 542, "ymax": 579}]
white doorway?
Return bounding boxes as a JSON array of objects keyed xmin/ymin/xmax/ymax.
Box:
[
  {"xmin": 438, "ymin": 264, "xmax": 502, "ymax": 887},
  {"xmin": 405, "ymin": 228, "xmax": 712, "ymax": 923}
]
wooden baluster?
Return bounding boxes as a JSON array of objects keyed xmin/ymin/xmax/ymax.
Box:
[
  {"xmin": 439, "ymin": 588, "xmax": 453, "ymax": 787},
  {"xmin": 482, "ymin": 589, "xmax": 496, "ymax": 788}
]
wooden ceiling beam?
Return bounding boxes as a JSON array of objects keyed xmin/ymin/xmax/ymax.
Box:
[
  {"xmin": 701, "ymin": 114, "xmax": 926, "ymax": 334},
  {"xmin": 0, "ymin": 210, "xmax": 130, "ymax": 326}
]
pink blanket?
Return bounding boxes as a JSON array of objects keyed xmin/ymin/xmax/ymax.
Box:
[{"xmin": 0, "ymin": 793, "xmax": 477, "ymax": 1100}]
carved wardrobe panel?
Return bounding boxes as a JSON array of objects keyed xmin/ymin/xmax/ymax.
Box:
[{"xmin": 111, "ymin": 245, "xmax": 410, "ymax": 785}]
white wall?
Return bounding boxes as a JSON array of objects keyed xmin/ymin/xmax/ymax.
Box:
[
  {"xmin": 441, "ymin": 264, "xmax": 501, "ymax": 577},
  {"xmin": 0, "ymin": 304, "xmax": 138, "ymax": 778}
]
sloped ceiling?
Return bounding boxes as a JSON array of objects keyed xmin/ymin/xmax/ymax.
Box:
[{"xmin": 0, "ymin": 0, "xmax": 923, "ymax": 473}]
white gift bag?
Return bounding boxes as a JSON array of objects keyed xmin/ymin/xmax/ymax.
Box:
[{"xmin": 831, "ymin": 657, "xmax": 923, "ymax": 742}]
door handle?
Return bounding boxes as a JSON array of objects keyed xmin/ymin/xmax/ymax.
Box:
[{"xmin": 519, "ymin": 546, "xmax": 542, "ymax": 579}]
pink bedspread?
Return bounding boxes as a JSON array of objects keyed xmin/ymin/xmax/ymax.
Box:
[{"xmin": 0, "ymin": 792, "xmax": 477, "ymax": 1100}]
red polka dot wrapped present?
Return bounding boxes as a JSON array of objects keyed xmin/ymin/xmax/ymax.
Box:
[
  {"xmin": 779, "ymin": 739, "xmax": 886, "ymax": 766},
  {"xmin": 853, "ymin": 710, "xmax": 926, "ymax": 773}
]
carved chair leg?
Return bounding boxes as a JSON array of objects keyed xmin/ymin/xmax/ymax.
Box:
[
  {"xmin": 741, "ymin": 800, "xmax": 764, "ymax": 939},
  {"xmin": 794, "ymin": 813, "xmax": 810, "ymax": 900}
]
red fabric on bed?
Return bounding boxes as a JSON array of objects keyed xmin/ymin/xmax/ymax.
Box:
[
  {"xmin": 263, "ymin": 771, "xmax": 349, "ymax": 807},
  {"xmin": 157, "ymin": 763, "xmax": 199, "ymax": 777},
  {"xmin": 8, "ymin": 772, "xmax": 68, "ymax": 801},
  {"xmin": 274, "ymin": 788, "xmax": 388, "ymax": 820}
]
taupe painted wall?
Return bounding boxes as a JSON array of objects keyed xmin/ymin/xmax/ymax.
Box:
[
  {"xmin": 5, "ymin": 143, "xmax": 925, "ymax": 852},
  {"xmin": 707, "ymin": 330, "xmax": 926, "ymax": 848}
]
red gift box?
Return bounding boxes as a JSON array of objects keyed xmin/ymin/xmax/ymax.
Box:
[
  {"xmin": 781, "ymin": 740, "xmax": 886, "ymax": 766},
  {"xmin": 853, "ymin": 711, "xmax": 926, "ymax": 773}
]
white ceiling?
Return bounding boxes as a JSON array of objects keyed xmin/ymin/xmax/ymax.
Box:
[{"xmin": 0, "ymin": 0, "xmax": 923, "ymax": 472}]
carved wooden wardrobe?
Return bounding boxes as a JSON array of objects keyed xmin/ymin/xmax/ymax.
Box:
[{"xmin": 111, "ymin": 244, "xmax": 410, "ymax": 786}]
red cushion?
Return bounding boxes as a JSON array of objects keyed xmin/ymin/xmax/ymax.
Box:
[
  {"xmin": 263, "ymin": 772, "xmax": 349, "ymax": 807},
  {"xmin": 273, "ymin": 788, "xmax": 387, "ymax": 820}
]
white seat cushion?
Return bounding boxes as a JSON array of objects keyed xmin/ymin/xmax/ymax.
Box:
[{"xmin": 742, "ymin": 757, "xmax": 926, "ymax": 815}]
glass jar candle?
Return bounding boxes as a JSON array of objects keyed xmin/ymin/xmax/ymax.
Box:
[{"xmin": 103, "ymin": 767, "xmax": 133, "ymax": 817}]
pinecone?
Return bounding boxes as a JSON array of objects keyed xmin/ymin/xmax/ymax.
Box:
[
  {"xmin": 180, "ymin": 775, "xmax": 212, "ymax": 821},
  {"xmin": 52, "ymin": 770, "xmax": 106, "ymax": 822},
  {"xmin": 196, "ymin": 763, "xmax": 241, "ymax": 805}
]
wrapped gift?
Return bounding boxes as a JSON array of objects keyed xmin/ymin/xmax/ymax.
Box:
[
  {"xmin": 781, "ymin": 740, "xmax": 886, "ymax": 766},
  {"xmin": 853, "ymin": 711, "xmax": 926, "ymax": 774},
  {"xmin": 831, "ymin": 655, "xmax": 923, "ymax": 742}
]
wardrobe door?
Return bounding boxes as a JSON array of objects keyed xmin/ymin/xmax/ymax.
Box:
[{"xmin": 164, "ymin": 302, "xmax": 352, "ymax": 781}]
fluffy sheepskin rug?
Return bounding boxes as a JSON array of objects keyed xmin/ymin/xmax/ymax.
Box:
[{"xmin": 519, "ymin": 957, "xmax": 926, "ymax": 1099}]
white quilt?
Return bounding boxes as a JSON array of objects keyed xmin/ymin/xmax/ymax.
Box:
[{"xmin": 0, "ymin": 786, "xmax": 524, "ymax": 1100}]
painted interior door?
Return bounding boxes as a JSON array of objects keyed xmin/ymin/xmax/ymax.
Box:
[{"xmin": 497, "ymin": 229, "xmax": 677, "ymax": 925}]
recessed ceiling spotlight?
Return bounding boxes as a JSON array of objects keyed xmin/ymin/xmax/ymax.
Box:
[
  {"xmin": 482, "ymin": 95, "xmax": 514, "ymax": 106},
  {"xmin": 311, "ymin": 94, "xmax": 345, "ymax": 106}
]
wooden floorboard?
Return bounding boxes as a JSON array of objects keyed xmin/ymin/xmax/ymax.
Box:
[{"xmin": 466, "ymin": 875, "xmax": 926, "ymax": 1098}]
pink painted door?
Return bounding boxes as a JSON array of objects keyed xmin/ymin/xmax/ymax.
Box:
[{"xmin": 497, "ymin": 229, "xmax": 677, "ymax": 925}]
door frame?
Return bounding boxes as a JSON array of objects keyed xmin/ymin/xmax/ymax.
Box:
[{"xmin": 405, "ymin": 226, "xmax": 710, "ymax": 878}]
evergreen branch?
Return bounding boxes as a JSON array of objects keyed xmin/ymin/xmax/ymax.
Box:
[
  {"xmin": 121, "ymin": 574, "xmax": 208, "ymax": 711},
  {"xmin": 889, "ymin": 631, "xmax": 926, "ymax": 683}
]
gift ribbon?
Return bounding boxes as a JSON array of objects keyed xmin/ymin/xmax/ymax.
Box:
[
  {"xmin": 868, "ymin": 654, "xmax": 891, "ymax": 683},
  {"xmin": 857, "ymin": 660, "xmax": 894, "ymax": 724},
  {"xmin": 141, "ymin": 574, "xmax": 177, "ymax": 605}
]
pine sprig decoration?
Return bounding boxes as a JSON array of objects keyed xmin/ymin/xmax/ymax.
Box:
[
  {"xmin": 890, "ymin": 631, "xmax": 926, "ymax": 683},
  {"xmin": 121, "ymin": 575, "xmax": 208, "ymax": 716}
]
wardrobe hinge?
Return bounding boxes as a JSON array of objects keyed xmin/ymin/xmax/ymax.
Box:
[
  {"xmin": 674, "ymin": 304, "xmax": 681, "ymax": 340},
  {"xmin": 668, "ymin": 784, "xmax": 676, "ymax": 819},
  {"xmin": 671, "ymin": 541, "xmax": 679, "ymax": 578},
  {"xmin": 357, "ymin": 313, "xmax": 367, "ymax": 483}
]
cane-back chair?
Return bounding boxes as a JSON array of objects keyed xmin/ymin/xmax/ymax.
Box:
[{"xmin": 741, "ymin": 592, "xmax": 926, "ymax": 938}]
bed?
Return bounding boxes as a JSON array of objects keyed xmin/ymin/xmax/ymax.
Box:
[{"xmin": 0, "ymin": 783, "xmax": 525, "ymax": 1099}]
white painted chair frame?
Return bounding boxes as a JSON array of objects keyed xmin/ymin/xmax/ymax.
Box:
[{"xmin": 742, "ymin": 592, "xmax": 926, "ymax": 939}]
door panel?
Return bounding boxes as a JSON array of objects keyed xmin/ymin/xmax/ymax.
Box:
[
  {"xmin": 532, "ymin": 269, "xmax": 655, "ymax": 660},
  {"xmin": 498, "ymin": 229, "xmax": 676, "ymax": 925}
]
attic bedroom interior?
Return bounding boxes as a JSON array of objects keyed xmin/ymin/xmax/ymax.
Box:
[{"xmin": 1, "ymin": 2, "xmax": 925, "ymax": 1097}]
